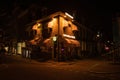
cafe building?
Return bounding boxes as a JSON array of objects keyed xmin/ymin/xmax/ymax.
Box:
[{"xmin": 26, "ymin": 11, "xmax": 95, "ymax": 61}]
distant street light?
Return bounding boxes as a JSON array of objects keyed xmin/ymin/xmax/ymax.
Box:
[
  {"xmin": 53, "ymin": 36, "xmax": 57, "ymax": 41},
  {"xmin": 52, "ymin": 36, "xmax": 57, "ymax": 60},
  {"xmin": 96, "ymin": 34, "xmax": 100, "ymax": 38},
  {"xmin": 96, "ymin": 31, "xmax": 102, "ymax": 39}
]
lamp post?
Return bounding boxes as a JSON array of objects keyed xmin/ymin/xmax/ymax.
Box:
[
  {"xmin": 96, "ymin": 31, "xmax": 102, "ymax": 56},
  {"xmin": 57, "ymin": 15, "xmax": 60, "ymax": 61},
  {"xmin": 52, "ymin": 36, "xmax": 57, "ymax": 60}
]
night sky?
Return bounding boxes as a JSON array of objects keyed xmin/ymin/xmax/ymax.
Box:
[{"xmin": 0, "ymin": 0, "xmax": 113, "ymax": 40}]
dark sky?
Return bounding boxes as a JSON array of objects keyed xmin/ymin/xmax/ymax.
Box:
[{"xmin": 0, "ymin": 0, "xmax": 112, "ymax": 40}]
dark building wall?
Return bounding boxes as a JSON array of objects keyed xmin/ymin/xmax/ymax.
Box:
[{"xmin": 113, "ymin": 15, "xmax": 120, "ymax": 43}]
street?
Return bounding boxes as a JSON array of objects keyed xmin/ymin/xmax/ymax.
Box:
[{"xmin": 0, "ymin": 55, "xmax": 120, "ymax": 80}]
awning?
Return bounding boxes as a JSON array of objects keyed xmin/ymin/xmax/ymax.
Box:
[
  {"xmin": 43, "ymin": 38, "xmax": 80, "ymax": 47},
  {"xmin": 43, "ymin": 38, "xmax": 53, "ymax": 47},
  {"xmin": 64, "ymin": 38, "xmax": 80, "ymax": 47}
]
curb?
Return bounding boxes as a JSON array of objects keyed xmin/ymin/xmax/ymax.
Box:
[{"xmin": 88, "ymin": 63, "xmax": 120, "ymax": 74}]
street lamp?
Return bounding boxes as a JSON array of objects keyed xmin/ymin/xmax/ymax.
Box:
[
  {"xmin": 96, "ymin": 31, "xmax": 101, "ymax": 38},
  {"xmin": 53, "ymin": 36, "xmax": 57, "ymax": 42},
  {"xmin": 52, "ymin": 36, "xmax": 57, "ymax": 60}
]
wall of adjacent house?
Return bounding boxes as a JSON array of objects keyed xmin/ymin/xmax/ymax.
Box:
[{"xmin": 113, "ymin": 16, "xmax": 120, "ymax": 43}]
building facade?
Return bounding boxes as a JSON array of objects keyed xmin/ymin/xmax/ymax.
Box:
[
  {"xmin": 26, "ymin": 11, "xmax": 96, "ymax": 61},
  {"xmin": 113, "ymin": 15, "xmax": 120, "ymax": 43}
]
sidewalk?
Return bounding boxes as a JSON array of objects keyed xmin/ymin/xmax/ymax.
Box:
[
  {"xmin": 9, "ymin": 55, "xmax": 40, "ymax": 64},
  {"xmin": 0, "ymin": 54, "xmax": 39, "ymax": 64}
]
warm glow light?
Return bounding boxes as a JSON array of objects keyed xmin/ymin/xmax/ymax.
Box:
[
  {"xmin": 32, "ymin": 25, "xmax": 38, "ymax": 30},
  {"xmin": 5, "ymin": 47, "xmax": 8, "ymax": 52},
  {"xmin": 53, "ymin": 36, "xmax": 57, "ymax": 41},
  {"xmin": 63, "ymin": 34, "xmax": 75, "ymax": 39},
  {"xmin": 63, "ymin": 19, "xmax": 68, "ymax": 26},
  {"xmin": 48, "ymin": 22, "xmax": 53, "ymax": 28},
  {"xmin": 37, "ymin": 23, "xmax": 41, "ymax": 26},
  {"xmin": 96, "ymin": 34, "xmax": 100, "ymax": 37},
  {"xmin": 64, "ymin": 15, "xmax": 67, "ymax": 18},
  {"xmin": 32, "ymin": 23, "xmax": 41, "ymax": 30},
  {"xmin": 17, "ymin": 42, "xmax": 22, "ymax": 54},
  {"xmin": 65, "ymin": 12, "xmax": 74, "ymax": 19},
  {"xmin": 53, "ymin": 18, "xmax": 56, "ymax": 21}
]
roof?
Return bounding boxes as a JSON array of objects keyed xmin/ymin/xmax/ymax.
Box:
[
  {"xmin": 36, "ymin": 11, "xmax": 73, "ymax": 23},
  {"xmin": 26, "ymin": 11, "xmax": 74, "ymax": 31},
  {"xmin": 36, "ymin": 11, "xmax": 93, "ymax": 32},
  {"xmin": 26, "ymin": 11, "xmax": 93, "ymax": 33}
]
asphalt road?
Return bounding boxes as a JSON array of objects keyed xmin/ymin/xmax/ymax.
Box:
[{"xmin": 0, "ymin": 55, "xmax": 120, "ymax": 80}]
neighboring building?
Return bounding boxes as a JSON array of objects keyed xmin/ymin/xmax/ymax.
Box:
[
  {"xmin": 26, "ymin": 11, "xmax": 96, "ymax": 61},
  {"xmin": 112, "ymin": 14, "xmax": 120, "ymax": 43},
  {"xmin": 111, "ymin": 13, "xmax": 120, "ymax": 62}
]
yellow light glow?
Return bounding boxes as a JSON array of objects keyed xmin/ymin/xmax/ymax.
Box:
[
  {"xmin": 32, "ymin": 23, "xmax": 41, "ymax": 30},
  {"xmin": 65, "ymin": 12, "xmax": 74, "ymax": 19},
  {"xmin": 63, "ymin": 19, "xmax": 68, "ymax": 26},
  {"xmin": 53, "ymin": 36, "xmax": 57, "ymax": 41},
  {"xmin": 64, "ymin": 15, "xmax": 67, "ymax": 18},
  {"xmin": 53, "ymin": 18, "xmax": 56, "ymax": 21},
  {"xmin": 17, "ymin": 42, "xmax": 22, "ymax": 54},
  {"xmin": 37, "ymin": 23, "xmax": 41, "ymax": 26},
  {"xmin": 32, "ymin": 25, "xmax": 38, "ymax": 30}
]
